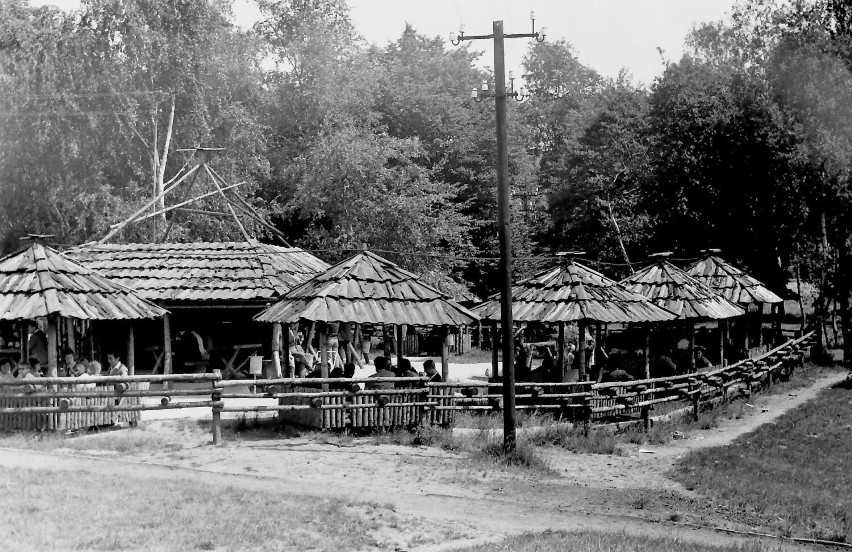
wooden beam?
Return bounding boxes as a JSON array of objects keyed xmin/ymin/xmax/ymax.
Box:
[
  {"xmin": 396, "ymin": 325, "xmax": 405, "ymax": 363},
  {"xmin": 272, "ymin": 322, "xmax": 282, "ymax": 378},
  {"xmin": 644, "ymin": 325, "xmax": 651, "ymax": 379},
  {"xmin": 99, "ymin": 165, "xmax": 199, "ymax": 243},
  {"xmin": 204, "ymin": 164, "xmax": 252, "ymax": 242},
  {"xmin": 577, "ymin": 320, "xmax": 587, "ymax": 381},
  {"xmin": 319, "ymin": 324, "xmax": 329, "ymax": 392},
  {"xmin": 441, "ymin": 327, "xmax": 450, "ymax": 382},
  {"xmin": 491, "ymin": 322, "xmax": 499, "ymax": 383},
  {"xmin": 127, "ymin": 324, "xmax": 135, "ymax": 376},
  {"xmin": 163, "ymin": 313, "xmax": 172, "ymax": 391},
  {"xmin": 557, "ymin": 322, "xmax": 565, "ymax": 381},
  {"xmin": 136, "ymin": 180, "xmax": 245, "ymax": 223},
  {"xmin": 46, "ymin": 316, "xmax": 58, "ymax": 379},
  {"xmin": 689, "ymin": 321, "xmax": 696, "ymax": 372}
]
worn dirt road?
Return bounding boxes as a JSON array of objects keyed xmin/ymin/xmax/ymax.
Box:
[{"xmin": 0, "ymin": 370, "xmax": 846, "ymax": 551}]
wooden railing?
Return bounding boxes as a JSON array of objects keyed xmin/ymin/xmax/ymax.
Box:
[{"xmin": 0, "ymin": 332, "xmax": 816, "ymax": 443}]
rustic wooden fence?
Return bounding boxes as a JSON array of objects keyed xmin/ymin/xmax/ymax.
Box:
[
  {"xmin": 0, "ymin": 331, "xmax": 816, "ymax": 444},
  {"xmin": 0, "ymin": 374, "xmax": 221, "ymax": 432}
]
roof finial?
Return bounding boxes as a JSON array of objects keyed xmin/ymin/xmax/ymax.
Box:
[
  {"xmin": 22, "ymin": 234, "xmax": 55, "ymax": 245},
  {"xmin": 555, "ymin": 250, "xmax": 585, "ymax": 263}
]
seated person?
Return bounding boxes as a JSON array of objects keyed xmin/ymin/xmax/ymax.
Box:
[
  {"xmin": 394, "ymin": 358, "xmax": 419, "ymax": 389},
  {"xmin": 366, "ymin": 356, "xmax": 395, "ymax": 390},
  {"xmin": 87, "ymin": 360, "xmax": 103, "ymax": 376},
  {"xmin": 652, "ymin": 349, "xmax": 678, "ymax": 378},
  {"xmin": 600, "ymin": 367, "xmax": 634, "ymax": 382},
  {"xmin": 694, "ymin": 348, "xmax": 714, "ymax": 370},
  {"xmin": 62, "ymin": 348, "xmax": 87, "ymax": 377},
  {"xmin": 530, "ymin": 347, "xmax": 558, "ymax": 383},
  {"xmin": 343, "ymin": 362, "xmax": 356, "ymax": 379},
  {"xmin": 20, "ymin": 357, "xmax": 43, "ymax": 379},
  {"xmin": 0, "ymin": 357, "xmax": 14, "ymax": 381},
  {"xmin": 328, "ymin": 367, "xmax": 344, "ymax": 379},
  {"xmin": 423, "ymin": 359, "xmax": 442, "ymax": 383}
]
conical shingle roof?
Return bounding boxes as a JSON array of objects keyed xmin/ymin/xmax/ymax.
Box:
[
  {"xmin": 0, "ymin": 243, "xmax": 168, "ymax": 320},
  {"xmin": 472, "ymin": 260, "xmax": 679, "ymax": 324},
  {"xmin": 255, "ymin": 251, "xmax": 478, "ymax": 326},
  {"xmin": 68, "ymin": 241, "xmax": 329, "ymax": 303},
  {"xmin": 685, "ymin": 255, "xmax": 783, "ymax": 305},
  {"xmin": 620, "ymin": 259, "xmax": 745, "ymax": 320}
]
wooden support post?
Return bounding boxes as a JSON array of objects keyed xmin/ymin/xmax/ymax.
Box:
[
  {"xmin": 320, "ymin": 324, "xmax": 329, "ymax": 392},
  {"xmin": 582, "ymin": 396, "xmax": 591, "ymax": 437},
  {"xmin": 66, "ymin": 319, "xmax": 76, "ymax": 354},
  {"xmin": 757, "ymin": 305, "xmax": 764, "ymax": 349},
  {"xmin": 691, "ymin": 382, "xmax": 700, "ymax": 422},
  {"xmin": 688, "ymin": 321, "xmax": 696, "ymax": 373},
  {"xmin": 644, "ymin": 326, "xmax": 651, "ymax": 379},
  {"xmin": 441, "ymin": 327, "xmax": 450, "ymax": 383},
  {"xmin": 163, "ymin": 313, "xmax": 172, "ymax": 391},
  {"xmin": 491, "ymin": 323, "xmax": 499, "ymax": 383},
  {"xmin": 272, "ymin": 322, "xmax": 283, "ymax": 378},
  {"xmin": 577, "ymin": 320, "xmax": 587, "ymax": 381},
  {"xmin": 396, "ymin": 325, "xmax": 405, "ymax": 363},
  {"xmin": 127, "ymin": 325, "xmax": 135, "ymax": 376},
  {"xmin": 719, "ymin": 320, "xmax": 725, "ymax": 368},
  {"xmin": 46, "ymin": 316, "xmax": 58, "ymax": 379},
  {"xmin": 305, "ymin": 321, "xmax": 317, "ymax": 356},
  {"xmin": 477, "ymin": 320, "xmax": 482, "ymax": 349},
  {"xmin": 211, "ymin": 370, "xmax": 222, "ymax": 445},
  {"xmin": 557, "ymin": 322, "xmax": 565, "ymax": 381},
  {"xmin": 641, "ymin": 405, "xmax": 651, "ymax": 432}
]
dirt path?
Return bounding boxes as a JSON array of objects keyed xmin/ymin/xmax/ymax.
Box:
[{"xmin": 1, "ymin": 370, "xmax": 845, "ymax": 551}]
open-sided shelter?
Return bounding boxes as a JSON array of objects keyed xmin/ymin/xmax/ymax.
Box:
[
  {"xmin": 0, "ymin": 240, "xmax": 167, "ymax": 377},
  {"xmin": 472, "ymin": 258, "xmax": 679, "ymax": 381},
  {"xmin": 255, "ymin": 249, "xmax": 478, "ymax": 380},
  {"xmin": 686, "ymin": 253, "xmax": 783, "ymax": 350},
  {"xmin": 620, "ymin": 256, "xmax": 745, "ymax": 369},
  {"xmin": 68, "ymin": 240, "xmax": 329, "ymax": 377}
]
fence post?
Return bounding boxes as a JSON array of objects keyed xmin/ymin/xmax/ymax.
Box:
[
  {"xmin": 690, "ymin": 381, "xmax": 700, "ymax": 422},
  {"xmin": 641, "ymin": 405, "xmax": 651, "ymax": 432},
  {"xmin": 582, "ymin": 395, "xmax": 591, "ymax": 437},
  {"xmin": 211, "ymin": 369, "xmax": 222, "ymax": 445}
]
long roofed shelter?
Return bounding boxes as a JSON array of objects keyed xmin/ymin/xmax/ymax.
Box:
[
  {"xmin": 68, "ymin": 241, "xmax": 329, "ymax": 378},
  {"xmin": 256, "ymin": 249, "xmax": 479, "ymax": 382},
  {"xmin": 0, "ymin": 238, "xmax": 167, "ymax": 377},
  {"xmin": 686, "ymin": 252, "xmax": 784, "ymax": 350},
  {"xmin": 620, "ymin": 254, "xmax": 745, "ymax": 370},
  {"xmin": 473, "ymin": 257, "xmax": 679, "ymax": 381}
]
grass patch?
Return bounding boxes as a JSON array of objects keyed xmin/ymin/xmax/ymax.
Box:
[
  {"xmin": 0, "ymin": 466, "xmax": 382, "ymax": 551},
  {"xmin": 455, "ymin": 529, "xmax": 773, "ymax": 552},
  {"xmin": 449, "ymin": 348, "xmax": 493, "ymax": 364},
  {"xmin": 673, "ymin": 378, "xmax": 852, "ymax": 543}
]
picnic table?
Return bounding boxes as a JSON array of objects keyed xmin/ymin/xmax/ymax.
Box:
[{"xmin": 146, "ymin": 343, "xmax": 263, "ymax": 379}]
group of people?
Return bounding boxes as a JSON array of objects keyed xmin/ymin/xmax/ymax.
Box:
[
  {"xmin": 0, "ymin": 349, "xmax": 129, "ymax": 385},
  {"xmin": 295, "ymin": 355, "xmax": 443, "ymax": 390}
]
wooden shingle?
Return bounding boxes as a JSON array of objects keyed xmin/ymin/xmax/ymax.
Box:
[
  {"xmin": 685, "ymin": 255, "xmax": 783, "ymax": 305},
  {"xmin": 473, "ymin": 260, "xmax": 679, "ymax": 324},
  {"xmin": 255, "ymin": 251, "xmax": 478, "ymax": 326},
  {"xmin": 0, "ymin": 243, "xmax": 167, "ymax": 320}
]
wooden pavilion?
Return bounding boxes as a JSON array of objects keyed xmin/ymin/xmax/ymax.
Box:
[
  {"xmin": 0, "ymin": 239, "xmax": 167, "ymax": 376},
  {"xmin": 68, "ymin": 240, "xmax": 329, "ymax": 378},
  {"xmin": 685, "ymin": 252, "xmax": 784, "ymax": 350},
  {"xmin": 472, "ymin": 257, "xmax": 679, "ymax": 381},
  {"xmin": 620, "ymin": 254, "xmax": 745, "ymax": 370},
  {"xmin": 255, "ymin": 250, "xmax": 479, "ymax": 380}
]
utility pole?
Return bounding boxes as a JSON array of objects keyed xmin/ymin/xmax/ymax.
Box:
[{"xmin": 452, "ymin": 14, "xmax": 545, "ymax": 453}]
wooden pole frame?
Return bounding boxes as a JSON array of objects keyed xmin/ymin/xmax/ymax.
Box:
[
  {"xmin": 163, "ymin": 313, "xmax": 172, "ymax": 391},
  {"xmin": 127, "ymin": 324, "xmax": 135, "ymax": 376}
]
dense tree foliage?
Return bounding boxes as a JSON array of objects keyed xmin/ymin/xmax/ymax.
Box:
[{"xmin": 2, "ymin": 0, "xmax": 852, "ymax": 357}]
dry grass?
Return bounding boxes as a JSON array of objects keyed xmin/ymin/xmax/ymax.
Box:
[
  {"xmin": 673, "ymin": 378, "xmax": 852, "ymax": 543},
  {"xmin": 0, "ymin": 467, "xmax": 383, "ymax": 551},
  {"xmin": 454, "ymin": 529, "xmax": 775, "ymax": 552}
]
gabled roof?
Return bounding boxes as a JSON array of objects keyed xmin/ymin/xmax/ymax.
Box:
[
  {"xmin": 68, "ymin": 241, "xmax": 329, "ymax": 304},
  {"xmin": 0, "ymin": 243, "xmax": 167, "ymax": 320},
  {"xmin": 255, "ymin": 251, "xmax": 478, "ymax": 326},
  {"xmin": 472, "ymin": 260, "xmax": 679, "ymax": 324},
  {"xmin": 620, "ymin": 259, "xmax": 745, "ymax": 320},
  {"xmin": 685, "ymin": 255, "xmax": 783, "ymax": 305}
]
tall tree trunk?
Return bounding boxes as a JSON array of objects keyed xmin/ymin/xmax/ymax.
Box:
[
  {"xmin": 152, "ymin": 95, "xmax": 176, "ymax": 236},
  {"xmin": 838, "ymin": 241, "xmax": 852, "ymax": 367}
]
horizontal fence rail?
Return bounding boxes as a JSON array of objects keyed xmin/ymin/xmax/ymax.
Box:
[{"xmin": 0, "ymin": 332, "xmax": 816, "ymax": 443}]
